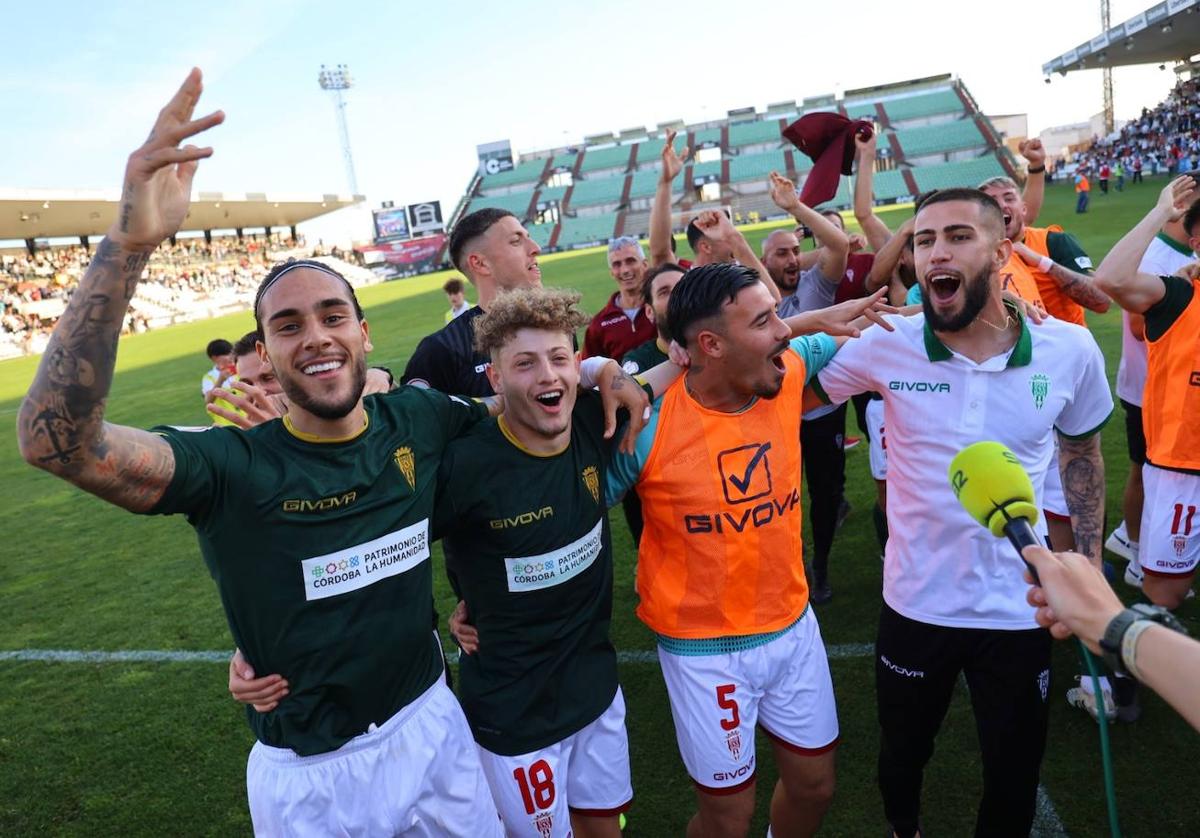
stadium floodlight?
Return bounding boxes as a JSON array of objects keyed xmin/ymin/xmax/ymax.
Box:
[
  {"xmin": 1125, "ymin": 38, "xmax": 1134, "ymax": 50},
  {"xmin": 318, "ymin": 64, "xmax": 360, "ymax": 197},
  {"xmin": 1161, "ymin": 20, "xmax": 1172, "ymax": 33}
]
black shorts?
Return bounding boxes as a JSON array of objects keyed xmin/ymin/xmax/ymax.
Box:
[{"xmin": 1122, "ymin": 399, "xmax": 1146, "ymax": 465}]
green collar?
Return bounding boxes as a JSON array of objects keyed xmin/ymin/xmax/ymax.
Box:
[
  {"xmin": 923, "ymin": 301, "xmax": 1031, "ymax": 367},
  {"xmin": 1156, "ymin": 231, "xmax": 1194, "ymax": 257}
]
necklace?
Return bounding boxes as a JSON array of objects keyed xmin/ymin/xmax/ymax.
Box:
[{"xmin": 976, "ymin": 312, "xmax": 1014, "ymax": 332}]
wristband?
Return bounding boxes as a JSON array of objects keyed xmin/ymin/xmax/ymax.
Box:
[
  {"xmin": 1027, "ymin": 164, "xmax": 1046, "ymax": 174},
  {"xmin": 1120, "ymin": 619, "xmax": 1157, "ymax": 682},
  {"xmin": 1100, "ymin": 604, "xmax": 1186, "ymax": 678},
  {"xmin": 1036, "ymin": 256, "xmax": 1054, "ymax": 274}
]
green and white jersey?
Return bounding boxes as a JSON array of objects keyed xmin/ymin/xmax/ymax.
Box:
[
  {"xmin": 147, "ymin": 388, "xmax": 488, "ymax": 756},
  {"xmin": 434, "ymin": 390, "xmax": 618, "ymax": 756}
]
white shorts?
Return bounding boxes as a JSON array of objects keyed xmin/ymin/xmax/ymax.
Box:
[
  {"xmin": 1043, "ymin": 444, "xmax": 1069, "ymax": 520},
  {"xmin": 866, "ymin": 398, "xmax": 887, "ymax": 481},
  {"xmin": 477, "ymin": 688, "xmax": 632, "ymax": 837},
  {"xmin": 657, "ymin": 608, "xmax": 839, "ymax": 794},
  {"xmin": 246, "ymin": 676, "xmax": 502, "ymax": 838},
  {"xmin": 1140, "ymin": 464, "xmax": 1200, "ymax": 578}
]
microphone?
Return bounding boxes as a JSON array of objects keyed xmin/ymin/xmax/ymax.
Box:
[{"xmin": 948, "ymin": 441, "xmax": 1043, "ymax": 582}]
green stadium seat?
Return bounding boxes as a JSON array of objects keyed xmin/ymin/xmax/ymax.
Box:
[
  {"xmin": 728, "ymin": 150, "xmax": 786, "ymax": 184},
  {"xmin": 692, "ymin": 160, "xmax": 722, "ymax": 180},
  {"xmin": 568, "ymin": 176, "xmax": 626, "ymax": 208},
  {"xmin": 627, "ymin": 170, "xmax": 660, "ymax": 200},
  {"xmin": 469, "ymin": 191, "xmax": 535, "ymax": 217},
  {"xmin": 691, "ymin": 127, "xmax": 721, "ymax": 147},
  {"xmin": 883, "ymin": 89, "xmax": 965, "ymax": 122},
  {"xmin": 538, "ymin": 185, "xmax": 569, "ymax": 204},
  {"xmin": 871, "ymin": 169, "xmax": 912, "ymax": 202},
  {"xmin": 580, "ymin": 144, "xmax": 633, "ymax": 173},
  {"xmin": 811, "ymin": 178, "xmax": 852, "ymax": 210},
  {"xmin": 728, "ymin": 119, "xmax": 782, "ymax": 148},
  {"xmin": 552, "ymin": 152, "xmax": 579, "ymax": 171},
  {"xmin": 844, "ymin": 101, "xmax": 878, "ymax": 120},
  {"xmin": 911, "ymin": 157, "xmax": 1006, "ymax": 193},
  {"xmin": 893, "ymin": 119, "xmax": 985, "ymax": 157},
  {"xmin": 480, "ymin": 158, "xmax": 546, "ymax": 189},
  {"xmin": 636, "ymin": 137, "xmax": 666, "ymax": 164},
  {"xmin": 557, "ymin": 214, "xmax": 618, "ymax": 248},
  {"xmin": 528, "ymin": 222, "xmax": 556, "ymax": 249}
]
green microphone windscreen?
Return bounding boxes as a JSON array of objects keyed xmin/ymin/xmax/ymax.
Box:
[{"xmin": 948, "ymin": 441, "xmax": 1040, "ymax": 537}]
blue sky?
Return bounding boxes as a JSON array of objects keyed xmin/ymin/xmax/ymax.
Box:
[{"xmin": 0, "ymin": 0, "xmax": 1182, "ymax": 242}]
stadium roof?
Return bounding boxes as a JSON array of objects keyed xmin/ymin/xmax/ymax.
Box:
[
  {"xmin": 0, "ymin": 188, "xmax": 363, "ymax": 240},
  {"xmin": 1042, "ymin": 0, "xmax": 1200, "ymax": 75}
]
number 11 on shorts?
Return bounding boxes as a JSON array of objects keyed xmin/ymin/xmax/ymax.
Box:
[{"xmin": 513, "ymin": 759, "xmax": 556, "ymax": 814}]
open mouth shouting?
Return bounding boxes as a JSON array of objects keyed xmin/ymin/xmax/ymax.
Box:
[
  {"xmin": 534, "ymin": 388, "xmax": 565, "ymax": 414},
  {"xmin": 926, "ymin": 269, "xmax": 963, "ymax": 305},
  {"xmin": 770, "ymin": 342, "xmax": 789, "ymax": 373}
]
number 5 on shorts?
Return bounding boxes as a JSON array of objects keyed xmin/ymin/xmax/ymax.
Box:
[
  {"xmin": 716, "ymin": 684, "xmax": 740, "ymax": 731},
  {"xmin": 513, "ymin": 759, "xmax": 555, "ymax": 814}
]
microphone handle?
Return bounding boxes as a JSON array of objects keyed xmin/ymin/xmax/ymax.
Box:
[{"xmin": 1002, "ymin": 516, "xmax": 1042, "ymax": 584}]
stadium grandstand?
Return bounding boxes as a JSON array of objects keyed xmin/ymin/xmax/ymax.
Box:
[
  {"xmin": 451, "ymin": 73, "xmax": 1019, "ymax": 253},
  {"xmin": 0, "ymin": 190, "xmax": 366, "ymax": 358}
]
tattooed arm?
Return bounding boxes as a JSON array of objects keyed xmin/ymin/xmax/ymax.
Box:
[
  {"xmin": 1056, "ymin": 432, "xmax": 1105, "ymax": 567},
  {"xmin": 16, "ymin": 69, "xmax": 224, "ymax": 513},
  {"xmin": 1012, "ymin": 242, "xmax": 1110, "ymax": 313}
]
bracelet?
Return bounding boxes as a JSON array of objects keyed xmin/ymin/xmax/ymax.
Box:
[
  {"xmin": 1027, "ymin": 164, "xmax": 1046, "ymax": 174},
  {"xmin": 1037, "ymin": 256, "xmax": 1054, "ymax": 273},
  {"xmin": 1120, "ymin": 619, "xmax": 1156, "ymax": 681}
]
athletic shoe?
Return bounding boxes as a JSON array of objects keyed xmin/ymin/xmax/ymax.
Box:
[
  {"xmin": 1105, "ymin": 524, "xmax": 1136, "ymax": 562},
  {"xmin": 843, "ymin": 436, "xmax": 862, "ymax": 451},
  {"xmin": 835, "ymin": 498, "xmax": 851, "ymax": 530},
  {"xmin": 1066, "ymin": 680, "xmax": 1117, "ymax": 722},
  {"xmin": 1124, "ymin": 560, "xmax": 1144, "ymax": 590}
]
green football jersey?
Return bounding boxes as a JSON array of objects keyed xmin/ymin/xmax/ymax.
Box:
[
  {"xmin": 434, "ymin": 390, "xmax": 618, "ymax": 756},
  {"xmin": 620, "ymin": 338, "xmax": 668, "ymax": 375},
  {"xmin": 148, "ymin": 388, "xmax": 487, "ymax": 756}
]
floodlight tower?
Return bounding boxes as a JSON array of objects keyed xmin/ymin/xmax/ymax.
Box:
[
  {"xmin": 1101, "ymin": 0, "xmax": 1114, "ymax": 134},
  {"xmin": 318, "ymin": 64, "xmax": 360, "ymax": 196}
]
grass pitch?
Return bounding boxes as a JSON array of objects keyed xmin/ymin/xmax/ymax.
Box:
[{"xmin": 2, "ymin": 180, "xmax": 1197, "ymax": 836}]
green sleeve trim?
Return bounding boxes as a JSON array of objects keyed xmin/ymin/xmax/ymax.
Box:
[
  {"xmin": 1144, "ymin": 276, "xmax": 1195, "ymax": 342},
  {"xmin": 809, "ymin": 375, "xmax": 832, "ymax": 405},
  {"xmin": 1056, "ymin": 409, "xmax": 1111, "ymax": 441}
]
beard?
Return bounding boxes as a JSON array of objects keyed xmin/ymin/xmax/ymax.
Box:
[
  {"xmin": 922, "ymin": 266, "xmax": 992, "ymax": 333},
  {"xmin": 277, "ymin": 355, "xmax": 367, "ymax": 420}
]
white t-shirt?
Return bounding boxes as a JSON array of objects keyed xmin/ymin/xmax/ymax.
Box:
[
  {"xmin": 815, "ymin": 312, "xmax": 1113, "ymax": 629},
  {"xmin": 1116, "ymin": 234, "xmax": 1196, "ymax": 405}
]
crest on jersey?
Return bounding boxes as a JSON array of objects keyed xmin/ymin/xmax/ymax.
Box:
[
  {"xmin": 1037, "ymin": 668, "xmax": 1050, "ymax": 702},
  {"xmin": 533, "ymin": 810, "xmax": 553, "ymax": 838},
  {"xmin": 582, "ymin": 465, "xmax": 600, "ymax": 504},
  {"xmin": 1173, "ymin": 535, "xmax": 1187, "ymax": 557},
  {"xmin": 725, "ymin": 729, "xmax": 743, "ymax": 761},
  {"xmin": 1030, "ymin": 374, "xmax": 1050, "ymax": 410},
  {"xmin": 394, "ymin": 446, "xmax": 415, "ymax": 490}
]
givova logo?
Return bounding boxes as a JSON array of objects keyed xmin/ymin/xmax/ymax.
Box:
[
  {"xmin": 888, "ymin": 380, "xmax": 949, "ymax": 393},
  {"xmin": 717, "ymin": 442, "xmax": 773, "ymax": 504}
]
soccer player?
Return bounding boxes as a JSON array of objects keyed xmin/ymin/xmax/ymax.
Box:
[
  {"xmin": 582, "ymin": 236, "xmax": 655, "ymax": 361},
  {"xmin": 16, "ymin": 70, "xmax": 511, "ymax": 836},
  {"xmin": 1094, "ymin": 176, "xmax": 1200, "ymax": 615},
  {"xmin": 812, "ymin": 187, "xmax": 1112, "ymax": 838},
  {"xmin": 402, "ymin": 208, "xmax": 543, "ymax": 394},
  {"xmin": 621, "ymin": 262, "xmax": 686, "ymax": 375},
  {"xmin": 443, "ymin": 276, "xmax": 471, "ymax": 322},
  {"xmin": 607, "ymin": 264, "xmax": 894, "ymax": 838}
]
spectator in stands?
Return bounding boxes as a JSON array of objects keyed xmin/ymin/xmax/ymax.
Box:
[
  {"xmin": 582, "ymin": 236, "xmax": 655, "ymax": 362},
  {"xmin": 442, "ymin": 277, "xmax": 471, "ymax": 323}
]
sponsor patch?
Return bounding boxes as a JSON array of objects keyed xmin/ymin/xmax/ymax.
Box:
[
  {"xmin": 504, "ymin": 519, "xmax": 603, "ymax": 593},
  {"xmin": 301, "ymin": 520, "xmax": 430, "ymax": 601}
]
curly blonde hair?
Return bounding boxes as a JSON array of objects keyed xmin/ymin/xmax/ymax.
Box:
[{"xmin": 473, "ymin": 287, "xmax": 591, "ymax": 356}]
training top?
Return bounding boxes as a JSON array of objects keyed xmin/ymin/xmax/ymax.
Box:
[
  {"xmin": 146, "ymin": 389, "xmax": 487, "ymax": 755},
  {"xmin": 1023, "ymin": 226, "xmax": 1094, "ymax": 326},
  {"xmin": 403, "ymin": 306, "xmax": 493, "ymax": 396},
  {"xmin": 1117, "ymin": 234, "xmax": 1196, "ymax": 405},
  {"xmin": 814, "ymin": 307, "xmax": 1112, "ymax": 629},
  {"xmin": 621, "ymin": 337, "xmax": 669, "ymax": 375},
  {"xmin": 435, "ymin": 391, "xmax": 618, "ymax": 755},
  {"xmin": 1142, "ymin": 276, "xmax": 1200, "ymax": 473},
  {"xmin": 582, "ymin": 292, "xmax": 656, "ymax": 362},
  {"xmin": 609, "ymin": 334, "xmax": 836, "ymax": 642},
  {"xmin": 998, "ymin": 251, "xmax": 1046, "ymax": 313}
]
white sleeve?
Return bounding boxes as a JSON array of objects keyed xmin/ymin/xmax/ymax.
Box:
[
  {"xmin": 814, "ymin": 328, "xmax": 881, "ymax": 406},
  {"xmin": 1055, "ymin": 332, "xmax": 1114, "ymax": 438}
]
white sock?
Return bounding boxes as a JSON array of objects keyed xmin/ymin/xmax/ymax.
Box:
[{"xmin": 766, "ymin": 827, "xmax": 774, "ymax": 838}]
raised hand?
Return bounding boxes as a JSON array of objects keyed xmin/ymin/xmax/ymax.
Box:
[
  {"xmin": 847, "ymin": 232, "xmax": 868, "ymax": 253},
  {"xmin": 855, "ymin": 130, "xmax": 877, "ymax": 159},
  {"xmin": 207, "ymin": 380, "xmax": 288, "ymax": 429},
  {"xmin": 693, "ymin": 209, "xmax": 736, "ymax": 244},
  {"xmin": 768, "ymin": 171, "xmax": 801, "ymax": 213},
  {"xmin": 1018, "ymin": 138, "xmax": 1046, "ymax": 169},
  {"xmin": 110, "ymin": 68, "xmax": 225, "ymax": 253},
  {"xmin": 1158, "ymin": 175, "xmax": 1198, "ymax": 221},
  {"xmin": 807, "ymin": 287, "xmax": 898, "ymax": 338},
  {"xmin": 660, "ymin": 129, "xmax": 690, "ymax": 184}
]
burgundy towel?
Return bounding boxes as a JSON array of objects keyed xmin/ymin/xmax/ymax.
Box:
[{"xmin": 782, "ymin": 113, "xmax": 874, "ymax": 206}]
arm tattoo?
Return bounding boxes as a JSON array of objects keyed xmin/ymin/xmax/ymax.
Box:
[
  {"xmin": 1048, "ymin": 264, "xmax": 1111, "ymax": 312},
  {"xmin": 1058, "ymin": 432, "xmax": 1106, "ymax": 564},
  {"xmin": 17, "ymin": 238, "xmax": 175, "ymax": 512}
]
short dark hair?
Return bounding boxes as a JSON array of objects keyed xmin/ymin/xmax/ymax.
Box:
[
  {"xmin": 642, "ymin": 262, "xmax": 686, "ymax": 305},
  {"xmin": 206, "ymin": 339, "xmax": 233, "ymax": 359},
  {"xmin": 914, "ymin": 188, "xmax": 1005, "ymax": 237},
  {"xmin": 252, "ymin": 259, "xmax": 363, "ymax": 335},
  {"xmin": 232, "ymin": 331, "xmax": 261, "ymax": 358},
  {"xmin": 443, "ymin": 277, "xmax": 465, "ymax": 295},
  {"xmin": 1183, "ymin": 194, "xmax": 1200, "ymax": 238},
  {"xmin": 449, "ymin": 208, "xmax": 515, "ymax": 271},
  {"xmin": 667, "ymin": 263, "xmax": 761, "ymax": 348},
  {"xmin": 686, "ymin": 219, "xmax": 704, "ymax": 254}
]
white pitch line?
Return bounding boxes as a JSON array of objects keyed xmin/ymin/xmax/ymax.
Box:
[
  {"xmin": 1034, "ymin": 784, "xmax": 1069, "ymax": 837},
  {"xmin": 1, "ymin": 642, "xmax": 878, "ymax": 666}
]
